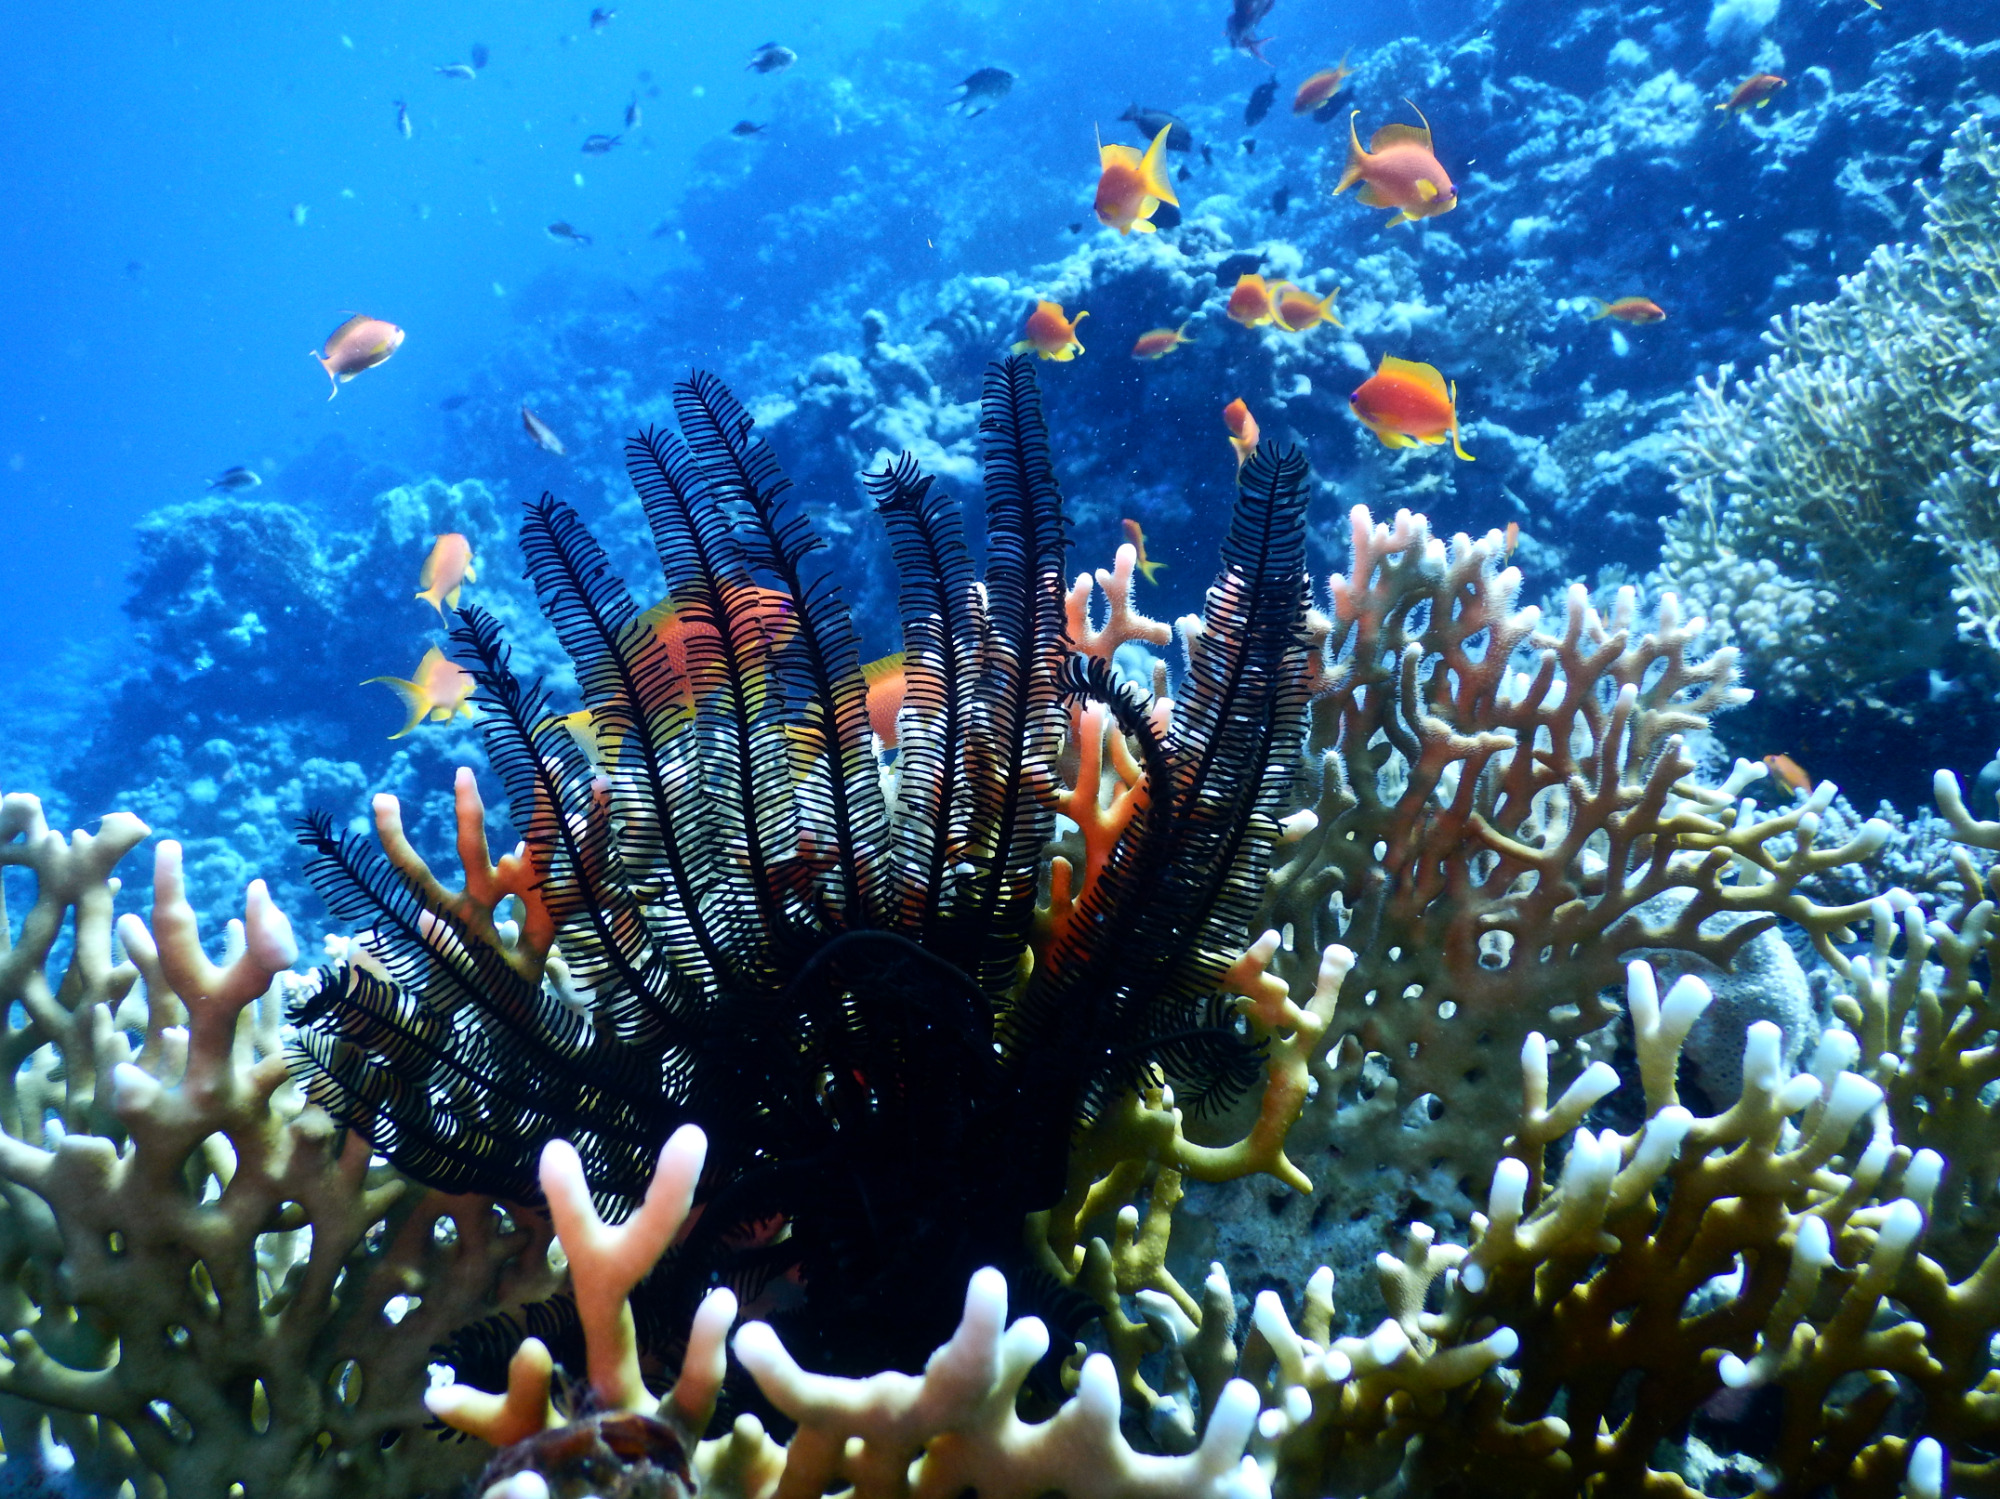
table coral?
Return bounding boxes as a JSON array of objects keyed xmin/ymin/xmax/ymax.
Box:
[{"xmin": 0, "ymin": 794, "xmax": 559, "ymax": 1497}]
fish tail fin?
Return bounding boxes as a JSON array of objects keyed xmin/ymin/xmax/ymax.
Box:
[
  {"xmin": 1139, "ymin": 125, "xmax": 1180, "ymax": 205},
  {"xmin": 362, "ymin": 676, "xmax": 429, "ymax": 738},
  {"xmin": 1138, "ymin": 559, "xmax": 1164, "ymax": 584},
  {"xmin": 1333, "ymin": 111, "xmax": 1367, "ymax": 195},
  {"xmin": 1588, "ymin": 298, "xmax": 1611, "ymax": 320},
  {"xmin": 1451, "ymin": 382, "xmax": 1475, "ymax": 461},
  {"xmin": 414, "ymin": 586, "xmax": 446, "ymax": 616},
  {"xmin": 312, "ymin": 351, "xmax": 338, "ymax": 399}
]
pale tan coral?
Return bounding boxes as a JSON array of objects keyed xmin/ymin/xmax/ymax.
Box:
[{"xmin": 0, "ymin": 795, "xmax": 558, "ymax": 1498}]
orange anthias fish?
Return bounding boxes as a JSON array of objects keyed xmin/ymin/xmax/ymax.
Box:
[
  {"xmin": 1013, "ymin": 300, "xmax": 1089, "ymax": 362},
  {"xmin": 1121, "ymin": 519, "xmax": 1165, "ymax": 583},
  {"xmin": 1762, "ymin": 753, "xmax": 1812, "ymax": 795},
  {"xmin": 414, "ymin": 533, "xmax": 478, "ymax": 616},
  {"xmin": 1349, "ymin": 354, "xmax": 1474, "ymax": 460},
  {"xmin": 1094, "ymin": 123, "xmax": 1180, "ymax": 235},
  {"xmin": 1333, "ymin": 106, "xmax": 1458, "ymax": 227},
  {"xmin": 862, "ymin": 653, "xmax": 907, "ymax": 747},
  {"xmin": 1223, "ymin": 398, "xmax": 1260, "ymax": 469},
  {"xmin": 639, "ymin": 585, "xmax": 798, "ymax": 706},
  {"xmin": 1718, "ymin": 74, "xmax": 1786, "ymax": 118},
  {"xmin": 1227, "ymin": 273, "xmax": 1282, "ymax": 328},
  {"xmin": 1292, "ymin": 57, "xmax": 1353, "ymax": 116},
  {"xmin": 1274, "ymin": 284, "xmax": 1340, "ymax": 332},
  {"xmin": 1590, "ymin": 296, "xmax": 1667, "ymax": 325},
  {"xmin": 312, "ymin": 314, "xmax": 405, "ymax": 399},
  {"xmin": 522, "ymin": 404, "xmax": 567, "ymax": 454},
  {"xmin": 1131, "ymin": 324, "xmax": 1192, "ymax": 359},
  {"xmin": 364, "ymin": 646, "xmax": 477, "ymax": 738},
  {"xmin": 1504, "ymin": 521, "xmax": 1520, "ymax": 559}
]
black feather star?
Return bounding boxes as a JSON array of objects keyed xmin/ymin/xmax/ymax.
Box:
[{"xmin": 291, "ymin": 356, "xmax": 1312, "ymax": 1389}]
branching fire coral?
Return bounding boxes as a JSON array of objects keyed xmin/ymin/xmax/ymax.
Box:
[{"xmin": 0, "ymin": 795, "xmax": 558, "ymax": 1498}]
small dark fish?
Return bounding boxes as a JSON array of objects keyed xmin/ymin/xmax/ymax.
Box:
[
  {"xmin": 1917, "ymin": 145, "xmax": 1945, "ymax": 178},
  {"xmin": 436, "ymin": 63, "xmax": 477, "ymax": 80},
  {"xmin": 582, "ymin": 133, "xmax": 621, "ymax": 154},
  {"xmin": 522, "ymin": 405, "xmax": 567, "ymax": 456},
  {"xmin": 650, "ymin": 218, "xmax": 677, "ymax": 238},
  {"xmin": 747, "ymin": 42, "xmax": 796, "ymax": 73},
  {"xmin": 730, "ymin": 120, "xmax": 766, "ymax": 137},
  {"xmin": 1120, "ymin": 105, "xmax": 1192, "ymax": 152},
  {"xmin": 1243, "ymin": 137, "xmax": 1257, "ymax": 154},
  {"xmin": 1177, "ymin": 164, "xmax": 1191, "ymax": 182},
  {"xmin": 625, "ymin": 96, "xmax": 642, "ymax": 130},
  {"xmin": 1245, "ymin": 77, "xmax": 1277, "ymax": 126},
  {"xmin": 470, "ymin": 43, "xmax": 489, "ymax": 69},
  {"xmin": 1226, "ymin": 0, "xmax": 1277, "ymax": 61},
  {"xmin": 1201, "ymin": 143, "xmax": 1214, "ymax": 167},
  {"xmin": 948, "ymin": 66, "xmax": 1015, "ymax": 117},
  {"xmin": 124, "ymin": 260, "xmax": 144, "ymax": 279},
  {"xmin": 1312, "ymin": 98, "xmax": 1345, "ymax": 124},
  {"xmin": 1272, "ymin": 184, "xmax": 1291, "ymax": 214},
  {"xmin": 1067, "ymin": 222, "xmax": 1084, "ymax": 233},
  {"xmin": 394, "ymin": 99, "xmax": 412, "ymax": 138},
  {"xmin": 439, "ymin": 394, "xmax": 468, "ymax": 411},
  {"xmin": 1215, "ymin": 251, "xmax": 1262, "ymax": 285},
  {"xmin": 546, "ymin": 221, "xmax": 592, "ymax": 244},
  {"xmin": 208, "ymin": 466, "xmax": 261, "ymax": 493},
  {"xmin": 1152, "ymin": 201, "xmax": 1183, "ymax": 231},
  {"xmin": 589, "ymin": 8, "xmax": 616, "ymax": 31}
]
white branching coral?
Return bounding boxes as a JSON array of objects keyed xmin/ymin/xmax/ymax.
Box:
[{"xmin": 438, "ymin": 1125, "xmax": 1272, "ymax": 1499}]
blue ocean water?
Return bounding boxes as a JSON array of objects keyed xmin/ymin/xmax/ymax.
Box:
[{"xmin": 3, "ymin": 0, "xmax": 1996, "ymax": 932}]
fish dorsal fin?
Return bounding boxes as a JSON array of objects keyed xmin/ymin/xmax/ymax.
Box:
[
  {"xmin": 862, "ymin": 652, "xmax": 905, "ymax": 685},
  {"xmin": 1100, "ymin": 140, "xmax": 1142, "ymax": 170},
  {"xmin": 1369, "ymin": 121, "xmax": 1433, "ymax": 153},
  {"xmin": 1379, "ymin": 354, "xmax": 1449, "ymax": 399}
]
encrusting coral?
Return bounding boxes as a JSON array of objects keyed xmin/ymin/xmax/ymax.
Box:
[{"xmin": 1656, "ymin": 113, "xmax": 2000, "ymax": 718}]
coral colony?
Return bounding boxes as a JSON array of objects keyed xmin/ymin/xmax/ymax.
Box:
[
  {"xmin": 18, "ymin": 13, "xmax": 2000, "ymax": 1499},
  {"xmin": 8, "ymin": 339, "xmax": 2000, "ymax": 1497}
]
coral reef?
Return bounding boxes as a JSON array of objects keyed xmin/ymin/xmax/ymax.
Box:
[
  {"xmin": 0, "ymin": 797, "xmax": 558, "ymax": 1497},
  {"xmin": 285, "ymin": 358, "xmax": 1317, "ymax": 1384},
  {"xmin": 1657, "ymin": 115, "xmax": 2000, "ymax": 763}
]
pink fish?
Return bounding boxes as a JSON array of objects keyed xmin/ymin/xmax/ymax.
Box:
[{"xmin": 311, "ymin": 314, "xmax": 405, "ymax": 399}]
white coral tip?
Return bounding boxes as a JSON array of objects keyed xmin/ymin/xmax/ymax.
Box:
[
  {"xmin": 1880, "ymin": 1198, "xmax": 1925, "ymax": 1254},
  {"xmin": 1203, "ymin": 1378, "xmax": 1260, "ymax": 1466},
  {"xmin": 1488, "ymin": 1156, "xmax": 1530, "ymax": 1222},
  {"xmin": 1365, "ymin": 1319, "xmax": 1410, "ymax": 1367},
  {"xmin": 481, "ymin": 1474, "xmax": 551, "ymax": 1499},
  {"xmin": 1483, "ymin": 1326, "xmax": 1520, "ymax": 1362},
  {"xmin": 1905, "ymin": 1435, "xmax": 1944, "ymax": 1499},
  {"xmin": 1078, "ymin": 1352, "xmax": 1121, "ymax": 1425},
  {"xmin": 1794, "ymin": 1213, "xmax": 1832, "ymax": 1266},
  {"xmin": 1905, "ymin": 1149, "xmax": 1945, "ymax": 1211},
  {"xmin": 1853, "ymin": 819, "xmax": 1891, "ymax": 857},
  {"xmin": 1717, "ymin": 1351, "xmax": 1760, "ymax": 1390},
  {"xmin": 1821, "ymin": 1071, "xmax": 1885, "ymax": 1137},
  {"xmin": 1742, "ymin": 1022, "xmax": 1783, "ymax": 1092},
  {"xmin": 1660, "ymin": 974, "xmax": 1714, "ymax": 1032}
]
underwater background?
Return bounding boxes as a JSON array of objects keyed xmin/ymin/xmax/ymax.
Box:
[
  {"xmin": 9, "ymin": 0, "xmax": 2000, "ymax": 1494},
  {"xmin": 9, "ymin": 0, "xmax": 2000, "ymax": 934}
]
